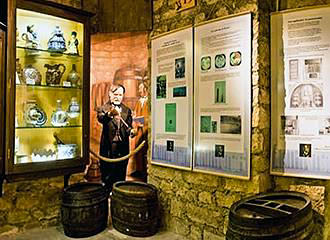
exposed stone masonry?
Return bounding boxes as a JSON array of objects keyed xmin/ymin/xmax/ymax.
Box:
[
  {"xmin": 148, "ymin": 0, "xmax": 330, "ymax": 239},
  {"xmin": 0, "ymin": 174, "xmax": 84, "ymax": 236},
  {"xmin": 149, "ymin": 0, "xmax": 273, "ymax": 239}
]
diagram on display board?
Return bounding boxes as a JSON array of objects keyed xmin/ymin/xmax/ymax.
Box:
[{"xmin": 271, "ymin": 5, "xmax": 330, "ymax": 179}]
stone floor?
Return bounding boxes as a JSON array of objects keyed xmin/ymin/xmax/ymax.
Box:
[{"xmin": 0, "ymin": 226, "xmax": 186, "ymax": 240}]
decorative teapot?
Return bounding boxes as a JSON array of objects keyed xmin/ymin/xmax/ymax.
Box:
[{"xmin": 44, "ymin": 63, "xmax": 66, "ymax": 86}]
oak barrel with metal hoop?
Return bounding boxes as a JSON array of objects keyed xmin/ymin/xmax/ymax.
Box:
[
  {"xmin": 110, "ymin": 181, "xmax": 159, "ymax": 237},
  {"xmin": 91, "ymin": 81, "xmax": 112, "ymax": 111},
  {"xmin": 61, "ymin": 182, "xmax": 109, "ymax": 238},
  {"xmin": 226, "ymin": 191, "xmax": 314, "ymax": 240}
]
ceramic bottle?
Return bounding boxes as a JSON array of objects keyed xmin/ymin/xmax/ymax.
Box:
[
  {"xmin": 67, "ymin": 64, "xmax": 80, "ymax": 87},
  {"xmin": 51, "ymin": 99, "xmax": 69, "ymax": 127},
  {"xmin": 67, "ymin": 97, "xmax": 80, "ymax": 118}
]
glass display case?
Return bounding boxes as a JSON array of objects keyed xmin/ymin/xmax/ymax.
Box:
[{"xmin": 3, "ymin": 0, "xmax": 92, "ymax": 185}]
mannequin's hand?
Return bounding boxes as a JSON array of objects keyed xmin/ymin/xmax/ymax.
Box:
[{"xmin": 108, "ymin": 108, "xmax": 119, "ymax": 117}]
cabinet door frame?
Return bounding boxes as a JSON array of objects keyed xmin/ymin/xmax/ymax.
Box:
[
  {"xmin": 0, "ymin": 23, "xmax": 6, "ymax": 179},
  {"xmin": 5, "ymin": 0, "xmax": 92, "ymax": 181}
]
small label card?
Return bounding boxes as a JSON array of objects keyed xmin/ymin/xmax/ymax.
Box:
[
  {"xmin": 26, "ymin": 79, "xmax": 35, "ymax": 85},
  {"xmin": 63, "ymin": 81, "xmax": 71, "ymax": 87}
]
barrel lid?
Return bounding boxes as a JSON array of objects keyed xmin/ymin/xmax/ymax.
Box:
[
  {"xmin": 65, "ymin": 182, "xmax": 102, "ymax": 192},
  {"xmin": 113, "ymin": 181, "xmax": 157, "ymax": 197},
  {"xmin": 63, "ymin": 182, "xmax": 106, "ymax": 198},
  {"xmin": 229, "ymin": 191, "xmax": 311, "ymax": 226}
]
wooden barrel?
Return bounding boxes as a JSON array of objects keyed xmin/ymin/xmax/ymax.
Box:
[
  {"xmin": 61, "ymin": 182, "xmax": 109, "ymax": 238},
  {"xmin": 110, "ymin": 181, "xmax": 159, "ymax": 237},
  {"xmin": 91, "ymin": 82, "xmax": 112, "ymax": 142},
  {"xmin": 91, "ymin": 81, "xmax": 112, "ymax": 111},
  {"xmin": 226, "ymin": 191, "xmax": 314, "ymax": 240}
]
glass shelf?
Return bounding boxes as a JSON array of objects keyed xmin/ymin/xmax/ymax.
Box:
[
  {"xmin": 17, "ymin": 46, "xmax": 83, "ymax": 58},
  {"xmin": 16, "ymin": 84, "xmax": 82, "ymax": 90},
  {"xmin": 16, "ymin": 125, "xmax": 82, "ymax": 129},
  {"xmin": 15, "ymin": 157, "xmax": 80, "ymax": 164}
]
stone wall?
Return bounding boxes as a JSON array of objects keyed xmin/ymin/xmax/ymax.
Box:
[
  {"xmin": 149, "ymin": 0, "xmax": 330, "ymax": 239},
  {"xmin": 0, "ymin": 174, "xmax": 84, "ymax": 236},
  {"xmin": 148, "ymin": 0, "xmax": 273, "ymax": 239}
]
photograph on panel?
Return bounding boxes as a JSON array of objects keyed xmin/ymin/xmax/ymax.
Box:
[
  {"xmin": 175, "ymin": 57, "xmax": 185, "ymax": 79},
  {"xmin": 215, "ymin": 144, "xmax": 225, "ymax": 158},
  {"xmin": 229, "ymin": 51, "xmax": 242, "ymax": 66},
  {"xmin": 166, "ymin": 140, "xmax": 174, "ymax": 152},
  {"xmin": 173, "ymin": 86, "xmax": 186, "ymax": 97},
  {"xmin": 215, "ymin": 53, "xmax": 226, "ymax": 69},
  {"xmin": 156, "ymin": 75, "xmax": 167, "ymax": 99},
  {"xmin": 281, "ymin": 115, "xmax": 299, "ymax": 135},
  {"xmin": 289, "ymin": 59, "xmax": 299, "ymax": 82},
  {"xmin": 201, "ymin": 56, "xmax": 211, "ymax": 71},
  {"xmin": 212, "ymin": 121, "xmax": 217, "ymax": 133},
  {"xmin": 200, "ymin": 115, "xmax": 211, "ymax": 133},
  {"xmin": 304, "ymin": 58, "xmax": 322, "ymax": 81},
  {"xmin": 214, "ymin": 80, "xmax": 226, "ymax": 104},
  {"xmin": 220, "ymin": 115, "xmax": 241, "ymax": 134},
  {"xmin": 319, "ymin": 117, "xmax": 330, "ymax": 135},
  {"xmin": 299, "ymin": 143, "xmax": 312, "ymax": 158}
]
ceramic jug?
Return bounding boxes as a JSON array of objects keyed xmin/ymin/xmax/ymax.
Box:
[{"xmin": 44, "ymin": 63, "xmax": 66, "ymax": 86}]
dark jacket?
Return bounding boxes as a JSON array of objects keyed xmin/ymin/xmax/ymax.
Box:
[{"xmin": 97, "ymin": 101, "xmax": 132, "ymax": 158}]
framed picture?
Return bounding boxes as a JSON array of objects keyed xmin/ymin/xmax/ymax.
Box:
[
  {"xmin": 151, "ymin": 26, "xmax": 193, "ymax": 170},
  {"xmin": 194, "ymin": 13, "xmax": 252, "ymax": 179},
  {"xmin": 271, "ymin": 6, "xmax": 330, "ymax": 179}
]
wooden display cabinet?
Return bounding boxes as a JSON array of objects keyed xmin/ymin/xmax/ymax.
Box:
[
  {"xmin": 1, "ymin": 0, "xmax": 92, "ymax": 193},
  {"xmin": 0, "ymin": 2, "xmax": 7, "ymax": 195}
]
